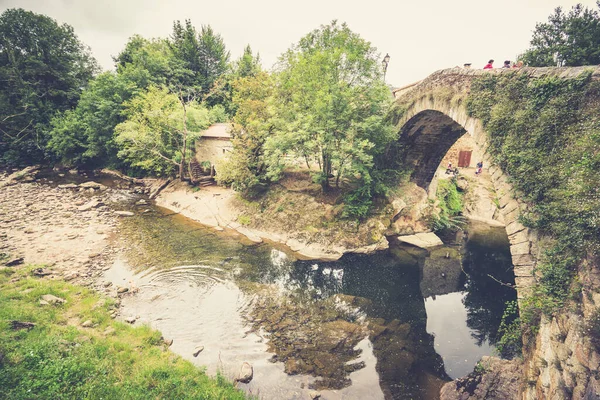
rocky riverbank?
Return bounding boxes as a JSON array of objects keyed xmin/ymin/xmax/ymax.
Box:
[
  {"xmin": 153, "ymin": 177, "xmax": 434, "ymax": 261},
  {"xmin": 0, "ymin": 168, "xmax": 121, "ymax": 285}
]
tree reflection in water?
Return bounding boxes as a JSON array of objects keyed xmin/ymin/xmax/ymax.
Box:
[{"xmin": 461, "ymin": 223, "xmax": 518, "ymax": 347}]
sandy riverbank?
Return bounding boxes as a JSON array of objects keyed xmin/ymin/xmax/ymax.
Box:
[{"xmin": 154, "ymin": 180, "xmax": 392, "ymax": 261}]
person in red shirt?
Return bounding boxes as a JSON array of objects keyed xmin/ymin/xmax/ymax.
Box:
[{"xmin": 483, "ymin": 59, "xmax": 494, "ymax": 69}]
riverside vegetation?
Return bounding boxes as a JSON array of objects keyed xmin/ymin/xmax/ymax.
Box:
[{"xmin": 0, "ymin": 265, "xmax": 247, "ymax": 399}]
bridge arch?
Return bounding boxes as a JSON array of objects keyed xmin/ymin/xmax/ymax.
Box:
[{"xmin": 392, "ymin": 69, "xmax": 541, "ymax": 300}]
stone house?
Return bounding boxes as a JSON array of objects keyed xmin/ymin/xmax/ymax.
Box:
[{"xmin": 195, "ymin": 123, "xmax": 233, "ymax": 168}]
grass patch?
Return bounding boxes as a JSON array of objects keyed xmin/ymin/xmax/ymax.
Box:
[
  {"xmin": 237, "ymin": 215, "xmax": 251, "ymax": 226},
  {"xmin": 0, "ymin": 265, "xmax": 248, "ymax": 399},
  {"xmin": 430, "ymin": 177, "xmax": 466, "ymax": 231}
]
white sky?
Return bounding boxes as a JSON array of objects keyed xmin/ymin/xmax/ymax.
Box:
[{"xmin": 1, "ymin": 0, "xmax": 598, "ymax": 87}]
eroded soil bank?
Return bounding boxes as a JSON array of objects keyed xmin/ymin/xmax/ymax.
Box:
[{"xmin": 153, "ymin": 174, "xmax": 435, "ymax": 261}]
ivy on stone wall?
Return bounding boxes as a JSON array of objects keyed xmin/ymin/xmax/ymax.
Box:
[{"xmin": 466, "ymin": 70, "xmax": 600, "ymax": 332}]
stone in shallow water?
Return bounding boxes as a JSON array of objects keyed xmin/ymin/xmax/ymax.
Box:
[
  {"xmin": 397, "ymin": 232, "xmax": 443, "ymax": 248},
  {"xmin": 236, "ymin": 362, "xmax": 253, "ymax": 383}
]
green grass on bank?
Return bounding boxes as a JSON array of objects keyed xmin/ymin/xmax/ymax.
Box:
[{"xmin": 0, "ymin": 265, "xmax": 248, "ymax": 400}]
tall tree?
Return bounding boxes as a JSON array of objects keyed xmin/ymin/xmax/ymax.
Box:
[
  {"xmin": 234, "ymin": 45, "xmax": 261, "ymax": 78},
  {"xmin": 216, "ymin": 71, "xmax": 277, "ymax": 195},
  {"xmin": 268, "ymin": 21, "xmax": 394, "ymax": 192},
  {"xmin": 0, "ymin": 8, "xmax": 98, "ymax": 165},
  {"xmin": 168, "ymin": 20, "xmax": 201, "ymax": 88},
  {"xmin": 48, "ymin": 35, "xmax": 186, "ymax": 168},
  {"xmin": 198, "ymin": 25, "xmax": 230, "ymax": 96},
  {"xmin": 47, "ymin": 72, "xmax": 138, "ymax": 168},
  {"xmin": 114, "ymin": 86, "xmax": 211, "ymax": 178},
  {"xmin": 521, "ymin": 2, "xmax": 600, "ymax": 66}
]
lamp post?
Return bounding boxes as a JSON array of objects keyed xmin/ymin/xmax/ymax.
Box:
[{"xmin": 382, "ymin": 53, "xmax": 390, "ymax": 82}]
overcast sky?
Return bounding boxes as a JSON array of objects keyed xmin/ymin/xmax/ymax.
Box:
[{"xmin": 1, "ymin": 0, "xmax": 598, "ymax": 87}]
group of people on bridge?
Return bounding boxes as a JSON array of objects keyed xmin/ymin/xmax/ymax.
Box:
[{"xmin": 462, "ymin": 60, "xmax": 524, "ymax": 69}]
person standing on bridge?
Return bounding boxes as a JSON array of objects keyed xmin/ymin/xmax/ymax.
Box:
[
  {"xmin": 502, "ymin": 60, "xmax": 511, "ymax": 68},
  {"xmin": 483, "ymin": 60, "xmax": 494, "ymax": 69}
]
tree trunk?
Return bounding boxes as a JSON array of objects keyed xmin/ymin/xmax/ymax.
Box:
[
  {"xmin": 180, "ymin": 100, "xmax": 188, "ymax": 181},
  {"xmin": 321, "ymin": 151, "xmax": 331, "ymax": 192}
]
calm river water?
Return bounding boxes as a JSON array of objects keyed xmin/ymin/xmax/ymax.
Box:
[{"xmin": 104, "ymin": 205, "xmax": 516, "ymax": 400}]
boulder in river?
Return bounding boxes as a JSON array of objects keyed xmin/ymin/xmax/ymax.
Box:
[
  {"xmin": 79, "ymin": 181, "xmax": 106, "ymax": 190},
  {"xmin": 114, "ymin": 211, "xmax": 134, "ymax": 217},
  {"xmin": 78, "ymin": 198, "xmax": 103, "ymax": 211},
  {"xmin": 235, "ymin": 362, "xmax": 253, "ymax": 383}
]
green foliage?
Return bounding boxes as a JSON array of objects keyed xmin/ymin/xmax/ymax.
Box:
[
  {"xmin": 267, "ymin": 20, "xmax": 396, "ymax": 193},
  {"xmin": 467, "ymin": 71, "xmax": 600, "ymax": 329},
  {"xmin": 0, "ymin": 266, "xmax": 248, "ymax": 399},
  {"xmin": 0, "ymin": 8, "xmax": 98, "ymax": 166},
  {"xmin": 430, "ymin": 178, "xmax": 465, "ymax": 231},
  {"xmin": 216, "ymin": 71, "xmax": 277, "ymax": 196},
  {"xmin": 521, "ymin": 2, "xmax": 600, "ymax": 67},
  {"xmin": 169, "ymin": 21, "xmax": 230, "ymax": 98},
  {"xmin": 47, "ymin": 72, "xmax": 136, "ymax": 168},
  {"xmin": 115, "ymin": 86, "xmax": 210, "ymax": 176},
  {"xmin": 233, "ymin": 45, "xmax": 261, "ymax": 79},
  {"xmin": 237, "ymin": 215, "xmax": 251, "ymax": 226},
  {"xmin": 48, "ymin": 34, "xmax": 193, "ymax": 169},
  {"xmin": 495, "ymin": 301, "xmax": 523, "ymax": 358}
]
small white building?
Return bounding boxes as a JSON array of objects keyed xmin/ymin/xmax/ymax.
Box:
[{"xmin": 195, "ymin": 123, "xmax": 233, "ymax": 166}]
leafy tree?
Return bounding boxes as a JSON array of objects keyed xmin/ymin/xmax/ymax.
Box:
[
  {"xmin": 48, "ymin": 35, "xmax": 187, "ymax": 168},
  {"xmin": 268, "ymin": 21, "xmax": 395, "ymax": 193},
  {"xmin": 47, "ymin": 72, "xmax": 138, "ymax": 167},
  {"xmin": 198, "ymin": 25, "xmax": 230, "ymax": 96},
  {"xmin": 115, "ymin": 35, "xmax": 188, "ymax": 88},
  {"xmin": 114, "ymin": 86, "xmax": 211, "ymax": 177},
  {"xmin": 169, "ymin": 21, "xmax": 230, "ymax": 97},
  {"xmin": 216, "ymin": 71, "xmax": 276, "ymax": 195},
  {"xmin": 233, "ymin": 45, "xmax": 261, "ymax": 78},
  {"xmin": 521, "ymin": 2, "xmax": 600, "ymax": 66},
  {"xmin": 168, "ymin": 21, "xmax": 202, "ymax": 88},
  {"xmin": 0, "ymin": 8, "xmax": 98, "ymax": 165}
]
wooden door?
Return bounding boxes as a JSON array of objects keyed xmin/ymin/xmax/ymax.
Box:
[{"xmin": 458, "ymin": 150, "xmax": 472, "ymax": 168}]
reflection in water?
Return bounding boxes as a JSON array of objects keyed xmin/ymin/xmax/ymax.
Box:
[
  {"xmin": 425, "ymin": 292, "xmax": 494, "ymax": 379},
  {"xmin": 424, "ymin": 222, "xmax": 517, "ymax": 379},
  {"xmin": 110, "ymin": 209, "xmax": 516, "ymax": 400}
]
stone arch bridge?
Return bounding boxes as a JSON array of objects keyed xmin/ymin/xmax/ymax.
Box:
[{"xmin": 391, "ymin": 66, "xmax": 600, "ymax": 299}]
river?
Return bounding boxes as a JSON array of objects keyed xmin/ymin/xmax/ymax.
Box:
[{"xmin": 99, "ymin": 200, "xmax": 517, "ymax": 400}]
